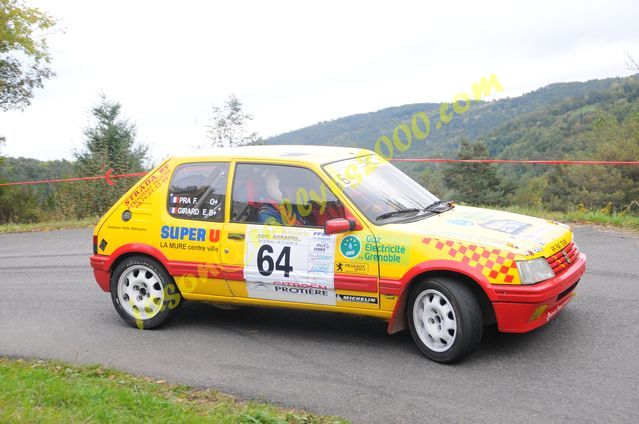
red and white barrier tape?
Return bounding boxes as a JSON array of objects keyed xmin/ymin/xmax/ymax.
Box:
[
  {"xmin": 391, "ymin": 159, "xmax": 639, "ymax": 165},
  {"xmin": 1, "ymin": 159, "xmax": 638, "ymax": 187},
  {"xmin": 0, "ymin": 169, "xmax": 147, "ymax": 187}
]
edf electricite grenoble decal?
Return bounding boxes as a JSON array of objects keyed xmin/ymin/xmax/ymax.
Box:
[{"xmin": 244, "ymin": 225, "xmax": 337, "ymax": 305}]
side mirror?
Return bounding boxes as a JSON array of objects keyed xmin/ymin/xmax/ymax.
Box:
[{"xmin": 324, "ymin": 218, "xmax": 359, "ymax": 235}]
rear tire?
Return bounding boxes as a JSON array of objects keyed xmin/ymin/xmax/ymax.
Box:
[
  {"xmin": 110, "ymin": 255, "xmax": 183, "ymax": 329},
  {"xmin": 407, "ymin": 277, "xmax": 483, "ymax": 363}
]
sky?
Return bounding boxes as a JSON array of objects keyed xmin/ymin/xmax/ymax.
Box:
[{"xmin": 1, "ymin": 0, "xmax": 638, "ymax": 163}]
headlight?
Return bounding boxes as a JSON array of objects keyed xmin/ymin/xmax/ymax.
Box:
[{"xmin": 516, "ymin": 257, "xmax": 555, "ymax": 285}]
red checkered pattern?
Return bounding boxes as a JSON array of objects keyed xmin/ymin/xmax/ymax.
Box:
[{"xmin": 423, "ymin": 238, "xmax": 519, "ymax": 284}]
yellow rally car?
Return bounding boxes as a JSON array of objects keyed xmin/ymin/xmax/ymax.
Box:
[{"xmin": 90, "ymin": 146, "xmax": 586, "ymax": 363}]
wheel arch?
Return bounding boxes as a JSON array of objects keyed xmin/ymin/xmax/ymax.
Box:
[
  {"xmin": 386, "ymin": 262, "xmax": 497, "ymax": 334},
  {"xmin": 107, "ymin": 244, "xmax": 171, "ymax": 276}
]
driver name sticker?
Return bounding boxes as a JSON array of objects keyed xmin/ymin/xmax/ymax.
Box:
[{"xmin": 244, "ymin": 225, "xmax": 337, "ymax": 305}]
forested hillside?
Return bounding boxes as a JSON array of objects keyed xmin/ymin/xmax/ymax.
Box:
[
  {"xmin": 480, "ymin": 76, "xmax": 639, "ymax": 211},
  {"xmin": 266, "ymin": 75, "xmax": 639, "ymax": 212},
  {"xmin": 266, "ymin": 75, "xmax": 638, "ymax": 158},
  {"xmin": 0, "ymin": 157, "xmax": 74, "ymax": 182}
]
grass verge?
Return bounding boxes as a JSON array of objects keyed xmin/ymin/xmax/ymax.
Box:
[
  {"xmin": 0, "ymin": 357, "xmax": 347, "ymax": 423},
  {"xmin": 497, "ymin": 206, "xmax": 639, "ymax": 232},
  {"xmin": 0, "ymin": 217, "xmax": 98, "ymax": 234}
]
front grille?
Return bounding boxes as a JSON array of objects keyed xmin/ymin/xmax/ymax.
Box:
[{"xmin": 546, "ymin": 241, "xmax": 579, "ymax": 276}]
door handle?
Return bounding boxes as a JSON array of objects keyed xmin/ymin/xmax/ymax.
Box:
[{"xmin": 227, "ymin": 232, "xmax": 245, "ymax": 240}]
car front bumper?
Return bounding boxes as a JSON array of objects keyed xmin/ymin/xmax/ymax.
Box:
[{"xmin": 491, "ymin": 252, "xmax": 586, "ymax": 333}]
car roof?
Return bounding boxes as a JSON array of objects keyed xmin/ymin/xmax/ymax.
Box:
[{"xmin": 171, "ymin": 145, "xmax": 373, "ymax": 166}]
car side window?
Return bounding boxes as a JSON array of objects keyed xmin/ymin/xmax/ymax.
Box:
[
  {"xmin": 231, "ymin": 163, "xmax": 344, "ymax": 227},
  {"xmin": 168, "ymin": 162, "xmax": 229, "ymax": 222}
]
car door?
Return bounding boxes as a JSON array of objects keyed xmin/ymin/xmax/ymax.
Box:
[{"xmin": 221, "ymin": 161, "xmax": 380, "ymax": 309}]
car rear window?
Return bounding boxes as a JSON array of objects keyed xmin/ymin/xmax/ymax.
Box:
[{"xmin": 167, "ymin": 162, "xmax": 229, "ymax": 222}]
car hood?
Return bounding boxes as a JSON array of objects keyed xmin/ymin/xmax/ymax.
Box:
[{"xmin": 385, "ymin": 205, "xmax": 572, "ymax": 258}]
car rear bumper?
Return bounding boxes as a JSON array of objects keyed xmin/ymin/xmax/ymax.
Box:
[
  {"xmin": 492, "ymin": 252, "xmax": 586, "ymax": 333},
  {"xmin": 90, "ymin": 254, "xmax": 111, "ymax": 292}
]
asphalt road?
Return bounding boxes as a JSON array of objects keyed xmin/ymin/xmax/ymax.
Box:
[{"xmin": 1, "ymin": 226, "xmax": 638, "ymax": 423}]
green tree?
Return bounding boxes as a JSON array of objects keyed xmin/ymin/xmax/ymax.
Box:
[
  {"xmin": 206, "ymin": 94, "xmax": 260, "ymax": 148},
  {"xmin": 419, "ymin": 167, "xmax": 448, "ymax": 199},
  {"xmin": 0, "ymin": 134, "xmax": 6, "ymax": 196},
  {"xmin": 68, "ymin": 95, "xmax": 148, "ymax": 218},
  {"xmin": 0, "ymin": 135, "xmax": 6, "ymax": 220},
  {"xmin": 543, "ymin": 112, "xmax": 639, "ymax": 211},
  {"xmin": 511, "ymin": 175, "xmax": 549, "ymax": 208},
  {"xmin": 0, "ymin": 134, "xmax": 43, "ymax": 223},
  {"xmin": 0, "ymin": 154, "xmax": 71, "ymax": 223},
  {"xmin": 442, "ymin": 140, "xmax": 508, "ymax": 205},
  {"xmin": 0, "ymin": 0, "xmax": 57, "ymax": 111}
]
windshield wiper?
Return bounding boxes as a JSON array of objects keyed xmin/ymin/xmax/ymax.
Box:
[
  {"xmin": 423, "ymin": 200, "xmax": 453, "ymax": 213},
  {"xmin": 375, "ymin": 208, "xmax": 421, "ymax": 221}
]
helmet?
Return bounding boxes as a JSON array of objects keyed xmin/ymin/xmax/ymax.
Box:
[{"xmin": 264, "ymin": 171, "xmax": 282, "ymax": 202}]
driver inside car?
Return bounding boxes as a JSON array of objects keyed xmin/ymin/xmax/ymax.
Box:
[{"xmin": 257, "ymin": 171, "xmax": 311, "ymax": 226}]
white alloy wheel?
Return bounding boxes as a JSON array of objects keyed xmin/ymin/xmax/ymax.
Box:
[
  {"xmin": 117, "ymin": 265, "xmax": 165, "ymax": 320},
  {"xmin": 412, "ymin": 289, "xmax": 457, "ymax": 352}
]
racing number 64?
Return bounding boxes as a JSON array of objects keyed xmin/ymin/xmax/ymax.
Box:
[{"xmin": 257, "ymin": 245, "xmax": 293, "ymax": 278}]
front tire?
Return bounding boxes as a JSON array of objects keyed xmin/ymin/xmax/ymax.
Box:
[
  {"xmin": 110, "ymin": 256, "xmax": 183, "ymax": 329},
  {"xmin": 407, "ymin": 277, "xmax": 483, "ymax": 363}
]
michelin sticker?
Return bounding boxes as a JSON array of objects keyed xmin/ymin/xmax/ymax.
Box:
[{"xmin": 244, "ymin": 225, "xmax": 337, "ymax": 305}]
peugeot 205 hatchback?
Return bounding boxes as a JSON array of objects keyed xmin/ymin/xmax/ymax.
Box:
[{"xmin": 90, "ymin": 146, "xmax": 586, "ymax": 363}]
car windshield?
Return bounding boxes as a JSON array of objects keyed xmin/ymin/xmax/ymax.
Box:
[{"xmin": 323, "ymin": 154, "xmax": 440, "ymax": 224}]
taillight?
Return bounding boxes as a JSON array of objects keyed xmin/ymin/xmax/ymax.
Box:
[{"xmin": 92, "ymin": 235, "xmax": 98, "ymax": 255}]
